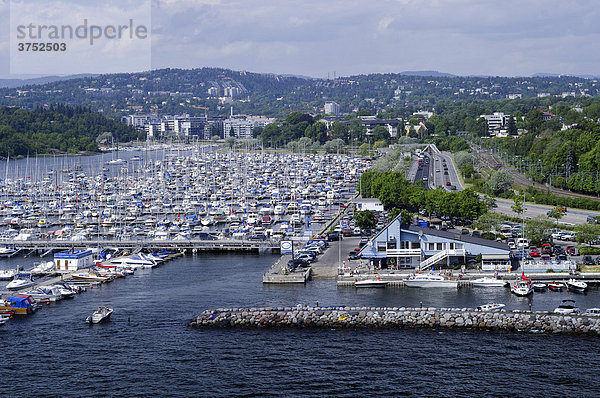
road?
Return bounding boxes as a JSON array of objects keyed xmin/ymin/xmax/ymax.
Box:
[
  {"xmin": 407, "ymin": 144, "xmax": 463, "ymax": 191},
  {"xmin": 492, "ymin": 198, "xmax": 600, "ymax": 225}
]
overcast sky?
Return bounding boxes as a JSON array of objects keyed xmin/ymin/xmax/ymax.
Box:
[{"xmin": 1, "ymin": 0, "xmax": 599, "ymax": 78}]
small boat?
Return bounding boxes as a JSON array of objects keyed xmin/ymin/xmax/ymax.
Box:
[
  {"xmin": 471, "ymin": 277, "xmax": 507, "ymax": 287},
  {"xmin": 25, "ymin": 286, "xmax": 63, "ymax": 302},
  {"xmin": 567, "ymin": 279, "xmax": 588, "ymax": 293},
  {"xmin": 548, "ymin": 282, "xmax": 565, "ymax": 291},
  {"xmin": 0, "ymin": 268, "xmax": 17, "ymax": 281},
  {"xmin": 0, "ymin": 314, "xmax": 11, "ymax": 325},
  {"xmin": 404, "ymin": 273, "xmax": 458, "ymax": 288},
  {"xmin": 477, "ymin": 303, "xmax": 506, "ymax": 312},
  {"xmin": 511, "ymin": 272, "xmax": 533, "ymax": 296},
  {"xmin": 6, "ymin": 273, "xmax": 36, "ymax": 290},
  {"xmin": 86, "ymin": 307, "xmax": 113, "ymax": 324},
  {"xmin": 554, "ymin": 300, "xmax": 580, "ymax": 314},
  {"xmin": 584, "ymin": 308, "xmax": 600, "ymax": 315},
  {"xmin": 354, "ymin": 279, "xmax": 388, "ymax": 288},
  {"xmin": 532, "ymin": 282, "xmax": 547, "ymax": 291},
  {"xmin": 0, "ymin": 295, "xmax": 37, "ymax": 315}
]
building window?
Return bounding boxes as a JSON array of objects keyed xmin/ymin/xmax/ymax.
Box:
[
  {"xmin": 449, "ymin": 243, "xmax": 455, "ymax": 250},
  {"xmin": 436, "ymin": 243, "xmax": 443, "ymax": 251},
  {"xmin": 377, "ymin": 243, "xmax": 387, "ymax": 252},
  {"xmin": 412, "ymin": 242, "xmax": 420, "ymax": 249},
  {"xmin": 387, "ymin": 241, "xmax": 397, "ymax": 250},
  {"xmin": 400, "ymin": 241, "xmax": 410, "ymax": 249},
  {"xmin": 428, "ymin": 243, "xmax": 435, "ymax": 251}
]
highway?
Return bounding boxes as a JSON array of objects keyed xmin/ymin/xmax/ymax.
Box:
[{"xmin": 407, "ymin": 144, "xmax": 463, "ymax": 191}]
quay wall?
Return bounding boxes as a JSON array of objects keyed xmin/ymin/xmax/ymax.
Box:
[{"xmin": 189, "ymin": 306, "xmax": 600, "ymax": 335}]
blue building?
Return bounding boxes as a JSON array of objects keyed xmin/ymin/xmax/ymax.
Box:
[
  {"xmin": 54, "ymin": 249, "xmax": 94, "ymax": 271},
  {"xmin": 359, "ymin": 214, "xmax": 511, "ymax": 271}
]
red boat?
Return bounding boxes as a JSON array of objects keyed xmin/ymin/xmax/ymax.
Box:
[{"xmin": 548, "ymin": 282, "xmax": 565, "ymax": 291}]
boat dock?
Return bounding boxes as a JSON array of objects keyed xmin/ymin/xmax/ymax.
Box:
[{"xmin": 0, "ymin": 238, "xmax": 279, "ymax": 254}]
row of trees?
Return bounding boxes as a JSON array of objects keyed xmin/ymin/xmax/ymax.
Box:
[{"xmin": 360, "ymin": 171, "xmax": 487, "ymax": 220}]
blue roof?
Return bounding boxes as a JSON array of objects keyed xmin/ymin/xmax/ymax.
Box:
[
  {"xmin": 54, "ymin": 249, "xmax": 93, "ymax": 260},
  {"xmin": 6, "ymin": 296, "xmax": 33, "ymax": 307}
]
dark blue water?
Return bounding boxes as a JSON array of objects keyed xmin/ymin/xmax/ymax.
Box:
[{"xmin": 2, "ymin": 255, "xmax": 600, "ymax": 397}]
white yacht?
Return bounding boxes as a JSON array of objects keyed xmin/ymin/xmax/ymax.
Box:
[
  {"xmin": 477, "ymin": 303, "xmax": 506, "ymax": 311},
  {"xmin": 566, "ymin": 279, "xmax": 588, "ymax": 292},
  {"xmin": 471, "ymin": 277, "xmax": 507, "ymax": 288},
  {"xmin": 554, "ymin": 300, "xmax": 580, "ymax": 314},
  {"xmin": 6, "ymin": 273, "xmax": 36, "ymax": 290},
  {"xmin": 510, "ymin": 280, "xmax": 533, "ymax": 296},
  {"xmin": 0, "ymin": 268, "xmax": 17, "ymax": 281},
  {"xmin": 404, "ymin": 273, "xmax": 458, "ymax": 288}
]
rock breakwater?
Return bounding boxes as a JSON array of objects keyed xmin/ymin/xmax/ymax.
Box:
[{"xmin": 189, "ymin": 306, "xmax": 600, "ymax": 335}]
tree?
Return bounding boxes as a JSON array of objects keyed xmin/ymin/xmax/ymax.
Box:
[
  {"xmin": 454, "ymin": 151, "xmax": 473, "ymax": 169},
  {"xmin": 575, "ymin": 223, "xmax": 600, "ymax": 246},
  {"xmin": 511, "ymin": 194, "xmax": 524, "ymax": 217},
  {"xmin": 358, "ymin": 142, "xmax": 371, "ymax": 156},
  {"xmin": 488, "ymin": 169, "xmax": 513, "ymax": 196},
  {"xmin": 371, "ymin": 125, "xmax": 390, "ymax": 142},
  {"xmin": 354, "ymin": 210, "xmax": 376, "ymax": 230},
  {"xmin": 547, "ymin": 206, "xmax": 566, "ymax": 227},
  {"xmin": 524, "ymin": 216, "xmax": 553, "ymax": 245},
  {"xmin": 507, "ymin": 115, "xmax": 517, "ymax": 136},
  {"xmin": 473, "ymin": 212, "xmax": 503, "ymax": 234}
]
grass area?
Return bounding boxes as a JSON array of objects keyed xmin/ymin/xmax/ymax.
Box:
[{"xmin": 581, "ymin": 265, "xmax": 600, "ymax": 273}]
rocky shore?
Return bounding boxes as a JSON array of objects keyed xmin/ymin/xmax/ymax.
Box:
[{"xmin": 189, "ymin": 306, "xmax": 600, "ymax": 335}]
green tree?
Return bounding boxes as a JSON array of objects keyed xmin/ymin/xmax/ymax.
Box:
[
  {"xmin": 511, "ymin": 194, "xmax": 524, "ymax": 217},
  {"xmin": 371, "ymin": 125, "xmax": 390, "ymax": 142},
  {"xmin": 524, "ymin": 216, "xmax": 553, "ymax": 245},
  {"xmin": 473, "ymin": 212, "xmax": 503, "ymax": 233},
  {"xmin": 507, "ymin": 115, "xmax": 517, "ymax": 136},
  {"xmin": 354, "ymin": 210, "xmax": 376, "ymax": 230},
  {"xmin": 488, "ymin": 169, "xmax": 513, "ymax": 196},
  {"xmin": 547, "ymin": 205, "xmax": 566, "ymax": 228},
  {"xmin": 575, "ymin": 223, "xmax": 600, "ymax": 245}
]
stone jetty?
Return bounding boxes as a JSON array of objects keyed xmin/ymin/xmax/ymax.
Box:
[{"xmin": 189, "ymin": 306, "xmax": 600, "ymax": 335}]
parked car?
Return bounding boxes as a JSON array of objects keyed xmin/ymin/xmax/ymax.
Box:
[
  {"xmin": 587, "ymin": 215, "xmax": 598, "ymax": 224},
  {"xmin": 287, "ymin": 258, "xmax": 309, "ymax": 268},
  {"xmin": 517, "ymin": 238, "xmax": 529, "ymax": 249},
  {"xmin": 566, "ymin": 245, "xmax": 579, "ymax": 256},
  {"xmin": 446, "ymin": 181, "xmax": 451, "ymax": 186},
  {"xmin": 513, "ymin": 249, "xmax": 531, "ymax": 260},
  {"xmin": 596, "ymin": 256, "xmax": 600, "ymax": 265},
  {"xmin": 553, "ymin": 245, "xmax": 565, "ymax": 255},
  {"xmin": 327, "ymin": 232, "xmax": 340, "ymax": 241},
  {"xmin": 294, "ymin": 253, "xmax": 314, "ymax": 263},
  {"xmin": 583, "ymin": 255, "xmax": 595, "ymax": 265},
  {"xmin": 359, "ymin": 237, "xmax": 369, "ymax": 247},
  {"xmin": 560, "ymin": 232, "xmax": 575, "ymax": 241},
  {"xmin": 541, "ymin": 243, "xmax": 553, "ymax": 255},
  {"xmin": 529, "ymin": 247, "xmax": 541, "ymax": 257}
]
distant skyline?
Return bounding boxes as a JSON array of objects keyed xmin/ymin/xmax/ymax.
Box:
[{"xmin": 1, "ymin": 0, "xmax": 599, "ymax": 79}]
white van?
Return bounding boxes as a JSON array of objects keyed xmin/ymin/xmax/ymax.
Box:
[{"xmin": 516, "ymin": 238, "xmax": 529, "ymax": 249}]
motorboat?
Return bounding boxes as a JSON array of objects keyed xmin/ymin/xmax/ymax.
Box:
[
  {"xmin": 0, "ymin": 313, "xmax": 10, "ymax": 325},
  {"xmin": 0, "ymin": 295, "xmax": 37, "ymax": 315},
  {"xmin": 25, "ymin": 286, "xmax": 63, "ymax": 302},
  {"xmin": 0, "ymin": 268, "xmax": 17, "ymax": 281},
  {"xmin": 6, "ymin": 273, "xmax": 36, "ymax": 291},
  {"xmin": 553, "ymin": 300, "xmax": 580, "ymax": 314},
  {"xmin": 48, "ymin": 283, "xmax": 77, "ymax": 299},
  {"xmin": 30, "ymin": 261, "xmax": 55, "ymax": 276},
  {"xmin": 0, "ymin": 246, "xmax": 17, "ymax": 257},
  {"xmin": 71, "ymin": 271, "xmax": 111, "ymax": 283},
  {"xmin": 404, "ymin": 273, "xmax": 458, "ymax": 288},
  {"xmin": 532, "ymin": 282, "xmax": 547, "ymax": 292},
  {"xmin": 548, "ymin": 282, "xmax": 565, "ymax": 291},
  {"xmin": 354, "ymin": 279, "xmax": 388, "ymax": 288},
  {"xmin": 584, "ymin": 308, "xmax": 600, "ymax": 315},
  {"xmin": 567, "ymin": 279, "xmax": 588, "ymax": 293},
  {"xmin": 471, "ymin": 277, "xmax": 507, "ymax": 288},
  {"xmin": 510, "ymin": 280, "xmax": 533, "ymax": 296},
  {"xmin": 86, "ymin": 307, "xmax": 113, "ymax": 324},
  {"xmin": 476, "ymin": 303, "xmax": 506, "ymax": 311}
]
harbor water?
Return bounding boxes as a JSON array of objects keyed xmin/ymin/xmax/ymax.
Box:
[{"xmin": 2, "ymin": 254, "xmax": 600, "ymax": 397}]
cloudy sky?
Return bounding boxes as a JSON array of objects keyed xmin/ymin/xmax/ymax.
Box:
[{"xmin": 1, "ymin": 0, "xmax": 599, "ymax": 78}]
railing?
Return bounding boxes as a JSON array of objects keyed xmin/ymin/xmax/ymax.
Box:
[{"xmin": 419, "ymin": 248, "xmax": 466, "ymax": 271}]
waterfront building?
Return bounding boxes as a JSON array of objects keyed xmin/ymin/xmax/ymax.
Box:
[
  {"xmin": 358, "ymin": 214, "xmax": 510, "ymax": 270},
  {"xmin": 54, "ymin": 249, "xmax": 94, "ymax": 271}
]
